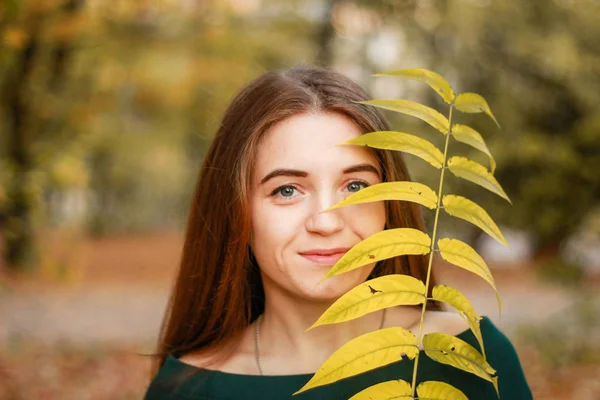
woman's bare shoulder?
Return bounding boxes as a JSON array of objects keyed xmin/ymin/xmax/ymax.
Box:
[
  {"xmin": 424, "ymin": 310, "xmax": 470, "ymax": 336},
  {"xmin": 178, "ymin": 327, "xmax": 257, "ymax": 374},
  {"xmin": 386, "ymin": 307, "xmax": 469, "ymax": 337},
  {"xmin": 177, "ymin": 349, "xmax": 221, "ymax": 369}
]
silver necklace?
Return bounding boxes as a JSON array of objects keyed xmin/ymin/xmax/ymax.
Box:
[{"xmin": 254, "ymin": 308, "xmax": 386, "ymax": 376}]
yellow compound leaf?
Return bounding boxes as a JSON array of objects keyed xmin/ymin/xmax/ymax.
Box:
[
  {"xmin": 447, "ymin": 157, "xmax": 511, "ymax": 203},
  {"xmin": 294, "ymin": 328, "xmax": 418, "ymax": 395},
  {"xmin": 422, "ymin": 332, "xmax": 497, "ymax": 393},
  {"xmin": 451, "ymin": 124, "xmax": 497, "ymax": 174},
  {"xmin": 454, "ymin": 93, "xmax": 500, "ymax": 128},
  {"xmin": 359, "ymin": 99, "xmax": 450, "ymax": 134},
  {"xmin": 309, "ymin": 275, "xmax": 426, "ymax": 330},
  {"xmin": 323, "ymin": 181, "xmax": 438, "ymax": 212},
  {"xmin": 416, "ymin": 381, "xmax": 468, "ymax": 400},
  {"xmin": 437, "ymin": 238, "xmax": 501, "ymax": 312},
  {"xmin": 321, "ymin": 228, "xmax": 431, "ymax": 281},
  {"xmin": 349, "ymin": 379, "xmax": 413, "ymax": 400},
  {"xmin": 442, "ymin": 195, "xmax": 508, "ymax": 247},
  {"xmin": 375, "ymin": 68, "xmax": 455, "ymax": 104},
  {"xmin": 342, "ymin": 131, "xmax": 444, "ymax": 169},
  {"xmin": 432, "ymin": 285, "xmax": 487, "ymax": 358}
]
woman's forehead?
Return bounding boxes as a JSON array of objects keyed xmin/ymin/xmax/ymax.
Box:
[{"xmin": 254, "ymin": 112, "xmax": 379, "ymax": 176}]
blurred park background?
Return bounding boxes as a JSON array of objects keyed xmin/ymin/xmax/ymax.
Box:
[{"xmin": 1, "ymin": 0, "xmax": 599, "ymax": 398}]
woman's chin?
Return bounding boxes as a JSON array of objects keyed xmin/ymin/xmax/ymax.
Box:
[{"xmin": 297, "ymin": 275, "xmax": 362, "ymax": 302}]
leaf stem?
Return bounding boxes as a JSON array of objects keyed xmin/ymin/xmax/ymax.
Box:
[{"xmin": 410, "ymin": 104, "xmax": 454, "ymax": 396}]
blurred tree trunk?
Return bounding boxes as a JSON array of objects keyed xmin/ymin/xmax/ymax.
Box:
[
  {"xmin": 50, "ymin": 0, "xmax": 86, "ymax": 90},
  {"xmin": 2, "ymin": 9, "xmax": 43, "ymax": 270},
  {"xmin": 2, "ymin": 0, "xmax": 85, "ymax": 271},
  {"xmin": 315, "ymin": 0, "xmax": 338, "ymax": 66}
]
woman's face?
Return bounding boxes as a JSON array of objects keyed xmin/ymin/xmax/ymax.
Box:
[{"xmin": 249, "ymin": 112, "xmax": 386, "ymax": 303}]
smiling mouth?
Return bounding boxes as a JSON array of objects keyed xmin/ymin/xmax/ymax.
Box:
[{"xmin": 299, "ymin": 251, "xmax": 347, "ymax": 265}]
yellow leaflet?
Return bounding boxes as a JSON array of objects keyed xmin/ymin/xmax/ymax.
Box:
[
  {"xmin": 294, "ymin": 328, "xmax": 418, "ymax": 394},
  {"xmin": 349, "ymin": 379, "xmax": 413, "ymax": 400},
  {"xmin": 454, "ymin": 93, "xmax": 500, "ymax": 128},
  {"xmin": 308, "ymin": 275, "xmax": 426, "ymax": 330},
  {"xmin": 342, "ymin": 131, "xmax": 444, "ymax": 169},
  {"xmin": 359, "ymin": 99, "xmax": 450, "ymax": 134},
  {"xmin": 321, "ymin": 228, "xmax": 431, "ymax": 281},
  {"xmin": 416, "ymin": 381, "xmax": 468, "ymax": 400},
  {"xmin": 437, "ymin": 238, "xmax": 501, "ymax": 312},
  {"xmin": 323, "ymin": 181, "xmax": 438, "ymax": 212},
  {"xmin": 422, "ymin": 332, "xmax": 497, "ymax": 394},
  {"xmin": 432, "ymin": 285, "xmax": 487, "ymax": 359},
  {"xmin": 492, "ymin": 376, "xmax": 500, "ymax": 398},
  {"xmin": 447, "ymin": 157, "xmax": 511, "ymax": 203},
  {"xmin": 451, "ymin": 124, "xmax": 497, "ymax": 174},
  {"xmin": 374, "ymin": 68, "xmax": 455, "ymax": 104},
  {"xmin": 442, "ymin": 195, "xmax": 508, "ymax": 247}
]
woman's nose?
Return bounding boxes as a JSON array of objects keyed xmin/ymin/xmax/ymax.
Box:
[{"xmin": 305, "ymin": 190, "xmax": 345, "ymax": 235}]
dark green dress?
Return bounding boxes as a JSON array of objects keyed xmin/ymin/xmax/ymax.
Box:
[{"xmin": 144, "ymin": 317, "xmax": 532, "ymax": 399}]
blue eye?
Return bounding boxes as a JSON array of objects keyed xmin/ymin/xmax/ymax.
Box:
[
  {"xmin": 347, "ymin": 181, "xmax": 368, "ymax": 193},
  {"xmin": 271, "ymin": 180, "xmax": 369, "ymax": 201},
  {"xmin": 272, "ymin": 185, "xmax": 297, "ymax": 198}
]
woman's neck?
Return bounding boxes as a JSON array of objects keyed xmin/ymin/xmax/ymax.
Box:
[{"xmin": 257, "ymin": 292, "xmax": 386, "ymax": 373}]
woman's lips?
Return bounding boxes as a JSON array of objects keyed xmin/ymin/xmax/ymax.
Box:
[{"xmin": 300, "ymin": 251, "xmax": 347, "ymax": 265}]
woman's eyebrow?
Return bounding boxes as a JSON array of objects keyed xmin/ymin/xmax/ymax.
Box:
[
  {"xmin": 260, "ymin": 163, "xmax": 381, "ymax": 185},
  {"xmin": 343, "ymin": 163, "xmax": 381, "ymax": 178}
]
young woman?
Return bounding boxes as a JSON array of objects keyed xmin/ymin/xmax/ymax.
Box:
[{"xmin": 144, "ymin": 65, "xmax": 532, "ymax": 399}]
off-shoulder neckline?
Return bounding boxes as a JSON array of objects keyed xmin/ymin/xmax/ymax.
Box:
[{"xmin": 166, "ymin": 316, "xmax": 492, "ymax": 379}]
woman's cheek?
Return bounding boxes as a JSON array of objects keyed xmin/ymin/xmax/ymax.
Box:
[
  {"xmin": 354, "ymin": 202, "xmax": 386, "ymax": 231},
  {"xmin": 260, "ymin": 203, "xmax": 293, "ymax": 236}
]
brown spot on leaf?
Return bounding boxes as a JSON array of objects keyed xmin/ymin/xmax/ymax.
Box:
[{"xmin": 368, "ymin": 285, "xmax": 382, "ymax": 294}]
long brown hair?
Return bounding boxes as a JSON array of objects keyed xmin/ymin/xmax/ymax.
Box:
[{"xmin": 153, "ymin": 65, "xmax": 439, "ymax": 376}]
